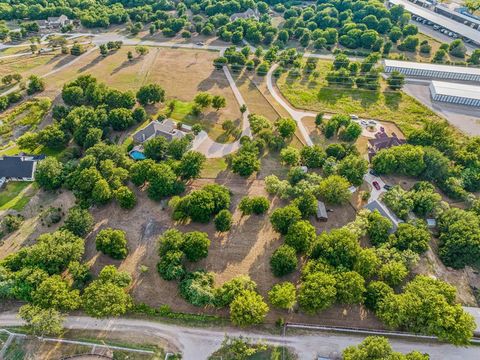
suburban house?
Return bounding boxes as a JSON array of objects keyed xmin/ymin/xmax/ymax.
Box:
[
  {"xmin": 316, "ymin": 200, "xmax": 328, "ymax": 221},
  {"xmin": 367, "ymin": 130, "xmax": 406, "ymax": 161},
  {"xmin": 37, "ymin": 15, "xmax": 71, "ymax": 29},
  {"xmin": 230, "ymin": 8, "xmax": 260, "ymax": 21},
  {"xmin": 364, "ymin": 200, "xmax": 402, "ymax": 231},
  {"xmin": 0, "ymin": 154, "xmax": 45, "ymax": 184},
  {"xmin": 132, "ymin": 119, "xmax": 190, "ymax": 143}
]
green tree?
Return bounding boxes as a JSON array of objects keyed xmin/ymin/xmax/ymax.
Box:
[
  {"xmin": 136, "ymin": 84, "xmax": 165, "ymax": 105},
  {"xmin": 82, "ymin": 280, "xmax": 131, "ymax": 318},
  {"xmin": 214, "ymin": 209, "xmax": 233, "ymax": 232},
  {"xmin": 214, "ymin": 275, "xmax": 257, "ymax": 308},
  {"xmin": 275, "ymin": 118, "xmax": 297, "ymax": 138},
  {"xmin": 343, "ymin": 336, "xmax": 429, "ymax": 360},
  {"xmin": 95, "ymin": 228, "xmax": 128, "ymax": 259},
  {"xmin": 300, "ymin": 145, "xmax": 326, "ymax": 168},
  {"xmin": 181, "ymin": 231, "xmax": 210, "ymax": 262},
  {"xmin": 144, "ymin": 136, "xmax": 168, "ymax": 161},
  {"xmin": 35, "ymin": 157, "xmax": 64, "ymax": 190},
  {"xmin": 379, "ymin": 261, "xmax": 408, "ymax": 287},
  {"xmin": 367, "ymin": 210, "xmax": 393, "ymax": 246},
  {"xmin": 270, "ymin": 244, "xmax": 298, "ymax": 277},
  {"xmin": 108, "ymin": 108, "xmax": 134, "ymax": 130},
  {"xmin": 280, "ymin": 146, "xmax": 301, "ymax": 166},
  {"xmin": 318, "ymin": 175, "xmax": 351, "ymax": 204},
  {"xmin": 285, "ymin": 220, "xmax": 316, "ymax": 253},
  {"xmin": 365, "ymin": 281, "xmax": 394, "ymax": 311},
  {"xmin": 27, "ymin": 75, "xmax": 45, "ymax": 95},
  {"xmin": 334, "ymin": 271, "xmax": 365, "ymax": 304},
  {"xmin": 270, "ymin": 205, "xmax": 302, "ymax": 234},
  {"xmin": 298, "ymin": 272, "xmax": 337, "ymax": 314},
  {"xmin": 337, "ymin": 155, "xmax": 368, "ymax": 186},
  {"xmin": 62, "ymin": 207, "xmax": 94, "ymax": 237},
  {"xmin": 268, "ymin": 282, "xmax": 297, "ymax": 310},
  {"xmin": 387, "ymin": 71, "xmax": 405, "ymax": 90},
  {"xmin": 194, "ymin": 92, "xmax": 213, "ymax": 108},
  {"xmin": 310, "ymin": 228, "xmax": 361, "ymax": 269},
  {"xmin": 230, "ymin": 290, "xmax": 269, "ymax": 326},
  {"xmin": 176, "ymin": 151, "xmax": 206, "ymax": 180},
  {"xmin": 180, "ymin": 271, "xmax": 216, "ymax": 306},
  {"xmin": 212, "ymin": 95, "xmax": 226, "ymax": 111},
  {"xmin": 32, "ymin": 275, "xmax": 80, "ymax": 311},
  {"xmin": 114, "ymin": 186, "xmax": 136, "ymax": 209},
  {"xmin": 19, "ymin": 304, "xmax": 64, "ymax": 336}
]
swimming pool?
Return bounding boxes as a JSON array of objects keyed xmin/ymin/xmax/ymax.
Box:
[{"xmin": 129, "ymin": 150, "xmax": 146, "ymax": 160}]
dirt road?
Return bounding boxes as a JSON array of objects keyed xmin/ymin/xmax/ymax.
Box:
[{"xmin": 0, "ymin": 313, "xmax": 478, "ymax": 360}]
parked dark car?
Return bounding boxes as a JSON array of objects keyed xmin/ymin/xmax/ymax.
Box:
[{"xmin": 384, "ymin": 184, "xmax": 392, "ymax": 190}]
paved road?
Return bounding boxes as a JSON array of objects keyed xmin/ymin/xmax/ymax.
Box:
[
  {"xmin": 266, "ymin": 64, "xmax": 315, "ymax": 146},
  {"xmin": 0, "ymin": 313, "xmax": 478, "ymax": 360}
]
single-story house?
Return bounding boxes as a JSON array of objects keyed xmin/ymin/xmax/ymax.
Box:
[
  {"xmin": 0, "ymin": 154, "xmax": 45, "ymax": 182},
  {"xmin": 316, "ymin": 200, "xmax": 328, "ymax": 221},
  {"xmin": 367, "ymin": 130, "xmax": 406, "ymax": 161},
  {"xmin": 364, "ymin": 199, "xmax": 403, "ymax": 231},
  {"xmin": 230, "ymin": 8, "xmax": 260, "ymax": 21},
  {"xmin": 132, "ymin": 119, "xmax": 189, "ymax": 144}
]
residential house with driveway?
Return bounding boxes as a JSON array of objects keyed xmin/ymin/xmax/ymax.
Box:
[{"xmin": 0, "ymin": 154, "xmax": 45, "ymax": 186}]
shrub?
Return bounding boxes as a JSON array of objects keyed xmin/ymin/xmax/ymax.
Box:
[
  {"xmin": 214, "ymin": 209, "xmax": 233, "ymax": 232},
  {"xmin": 95, "ymin": 228, "xmax": 128, "ymax": 259},
  {"xmin": 230, "ymin": 290, "xmax": 269, "ymax": 326},
  {"xmin": 180, "ymin": 271, "xmax": 216, "ymax": 306},
  {"xmin": 268, "ymin": 282, "xmax": 296, "ymax": 310},
  {"xmin": 270, "ymin": 245, "xmax": 298, "ymax": 277}
]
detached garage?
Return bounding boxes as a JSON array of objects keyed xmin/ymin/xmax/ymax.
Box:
[{"xmin": 429, "ymin": 81, "xmax": 480, "ymax": 107}]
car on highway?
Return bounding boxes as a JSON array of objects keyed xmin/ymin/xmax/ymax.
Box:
[
  {"xmin": 372, "ymin": 181, "xmax": 381, "ymax": 190},
  {"xmin": 368, "ymin": 120, "xmax": 377, "ymax": 126},
  {"xmin": 360, "ymin": 120, "xmax": 368, "ymax": 126},
  {"xmin": 196, "ymin": 42, "xmax": 205, "ymax": 46}
]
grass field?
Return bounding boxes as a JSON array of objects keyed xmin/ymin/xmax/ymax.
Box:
[
  {"xmin": 37, "ymin": 46, "xmax": 242, "ymax": 142},
  {"xmin": 0, "ymin": 182, "xmax": 34, "ymax": 211},
  {"xmin": 0, "ymin": 53, "xmax": 59, "ymax": 74},
  {"xmin": 276, "ymin": 59, "xmax": 444, "ymax": 135}
]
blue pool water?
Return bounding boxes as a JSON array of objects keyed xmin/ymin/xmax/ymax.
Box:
[{"xmin": 130, "ymin": 150, "xmax": 146, "ymax": 160}]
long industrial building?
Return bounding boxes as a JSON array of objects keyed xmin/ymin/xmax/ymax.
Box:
[
  {"xmin": 387, "ymin": 0, "xmax": 480, "ymax": 45},
  {"xmin": 383, "ymin": 59, "xmax": 480, "ymax": 82},
  {"xmin": 429, "ymin": 81, "xmax": 480, "ymax": 107}
]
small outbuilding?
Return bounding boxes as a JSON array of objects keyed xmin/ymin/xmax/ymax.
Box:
[{"xmin": 316, "ymin": 201, "xmax": 328, "ymax": 221}]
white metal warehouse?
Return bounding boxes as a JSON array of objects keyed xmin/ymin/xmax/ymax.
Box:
[
  {"xmin": 383, "ymin": 59, "xmax": 480, "ymax": 82},
  {"xmin": 429, "ymin": 81, "xmax": 480, "ymax": 107},
  {"xmin": 387, "ymin": 0, "xmax": 480, "ymax": 45}
]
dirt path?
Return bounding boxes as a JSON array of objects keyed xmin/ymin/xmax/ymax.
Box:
[{"xmin": 0, "ymin": 312, "xmax": 478, "ymax": 360}]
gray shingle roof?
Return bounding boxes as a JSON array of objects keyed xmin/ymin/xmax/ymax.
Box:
[
  {"xmin": 0, "ymin": 156, "xmax": 37, "ymax": 179},
  {"xmin": 133, "ymin": 119, "xmax": 187, "ymax": 143}
]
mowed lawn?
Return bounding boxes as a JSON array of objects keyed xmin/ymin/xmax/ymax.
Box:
[
  {"xmin": 276, "ymin": 59, "xmax": 444, "ymax": 135},
  {"xmin": 0, "ymin": 181, "xmax": 34, "ymax": 211}
]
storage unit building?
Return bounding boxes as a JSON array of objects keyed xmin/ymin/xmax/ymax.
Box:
[
  {"xmin": 383, "ymin": 59, "xmax": 480, "ymax": 82},
  {"xmin": 429, "ymin": 81, "xmax": 480, "ymax": 107}
]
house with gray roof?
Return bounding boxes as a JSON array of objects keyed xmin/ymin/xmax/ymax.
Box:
[
  {"xmin": 132, "ymin": 119, "xmax": 188, "ymax": 143},
  {"xmin": 364, "ymin": 200, "xmax": 403, "ymax": 231},
  {"xmin": 0, "ymin": 154, "xmax": 44, "ymax": 183},
  {"xmin": 230, "ymin": 8, "xmax": 260, "ymax": 21}
]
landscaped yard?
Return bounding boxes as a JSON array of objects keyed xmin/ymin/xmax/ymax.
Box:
[
  {"xmin": 276, "ymin": 59, "xmax": 445, "ymax": 135},
  {"xmin": 0, "ymin": 182, "xmax": 35, "ymax": 211}
]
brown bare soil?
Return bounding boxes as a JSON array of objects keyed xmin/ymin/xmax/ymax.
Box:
[{"xmin": 78, "ymin": 174, "xmax": 377, "ymax": 328}]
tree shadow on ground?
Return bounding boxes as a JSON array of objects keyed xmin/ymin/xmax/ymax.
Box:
[
  {"xmin": 383, "ymin": 91, "xmax": 402, "ymax": 111},
  {"xmin": 111, "ymin": 57, "xmax": 141, "ymax": 76},
  {"xmin": 78, "ymin": 54, "xmax": 105, "ymax": 73}
]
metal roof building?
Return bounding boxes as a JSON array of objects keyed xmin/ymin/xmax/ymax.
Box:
[
  {"xmin": 429, "ymin": 81, "xmax": 480, "ymax": 107},
  {"xmin": 383, "ymin": 59, "xmax": 480, "ymax": 82},
  {"xmin": 387, "ymin": 0, "xmax": 480, "ymax": 45}
]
